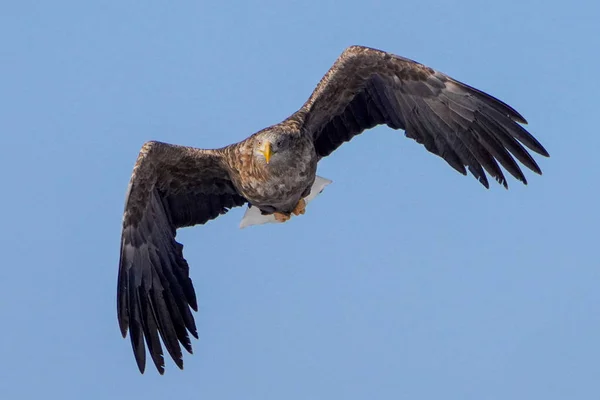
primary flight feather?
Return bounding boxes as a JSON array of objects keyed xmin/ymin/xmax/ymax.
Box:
[{"xmin": 117, "ymin": 45, "xmax": 549, "ymax": 374}]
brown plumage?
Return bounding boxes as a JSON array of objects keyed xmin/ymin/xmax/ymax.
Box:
[{"xmin": 117, "ymin": 45, "xmax": 549, "ymax": 374}]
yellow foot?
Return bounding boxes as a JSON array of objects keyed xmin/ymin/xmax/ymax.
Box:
[
  {"xmin": 273, "ymin": 212, "xmax": 291, "ymax": 222},
  {"xmin": 292, "ymin": 198, "xmax": 306, "ymax": 216}
]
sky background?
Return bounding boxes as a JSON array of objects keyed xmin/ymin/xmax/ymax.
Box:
[{"xmin": 1, "ymin": 1, "xmax": 599, "ymax": 399}]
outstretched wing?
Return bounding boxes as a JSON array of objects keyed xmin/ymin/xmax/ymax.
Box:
[
  {"xmin": 292, "ymin": 45, "xmax": 549, "ymax": 188},
  {"xmin": 117, "ymin": 141, "xmax": 246, "ymax": 374}
]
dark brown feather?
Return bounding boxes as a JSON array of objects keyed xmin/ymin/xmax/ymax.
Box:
[
  {"xmin": 117, "ymin": 141, "xmax": 246, "ymax": 374},
  {"xmin": 288, "ymin": 45, "xmax": 549, "ymax": 188}
]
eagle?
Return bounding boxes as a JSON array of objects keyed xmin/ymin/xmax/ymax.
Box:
[{"xmin": 117, "ymin": 45, "xmax": 549, "ymax": 374}]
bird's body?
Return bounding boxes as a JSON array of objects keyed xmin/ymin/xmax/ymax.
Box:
[
  {"xmin": 222, "ymin": 129, "xmax": 317, "ymax": 215},
  {"xmin": 117, "ymin": 45, "xmax": 549, "ymax": 374}
]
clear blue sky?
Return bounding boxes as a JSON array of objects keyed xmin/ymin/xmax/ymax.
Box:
[{"xmin": 1, "ymin": 1, "xmax": 598, "ymax": 399}]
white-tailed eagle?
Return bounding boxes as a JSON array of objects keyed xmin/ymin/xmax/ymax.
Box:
[{"xmin": 117, "ymin": 45, "xmax": 549, "ymax": 374}]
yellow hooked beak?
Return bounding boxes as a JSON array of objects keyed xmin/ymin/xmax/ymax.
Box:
[{"xmin": 260, "ymin": 141, "xmax": 272, "ymax": 164}]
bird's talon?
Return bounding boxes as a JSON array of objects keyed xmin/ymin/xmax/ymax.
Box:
[
  {"xmin": 274, "ymin": 212, "xmax": 291, "ymax": 222},
  {"xmin": 292, "ymin": 198, "xmax": 306, "ymax": 216}
]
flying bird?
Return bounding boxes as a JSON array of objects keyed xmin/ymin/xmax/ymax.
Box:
[{"xmin": 117, "ymin": 45, "xmax": 549, "ymax": 374}]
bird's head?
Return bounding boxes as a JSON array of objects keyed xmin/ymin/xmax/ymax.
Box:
[{"xmin": 254, "ymin": 132, "xmax": 294, "ymax": 166}]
